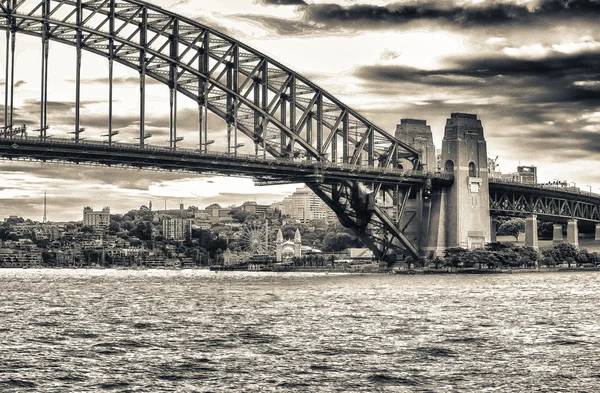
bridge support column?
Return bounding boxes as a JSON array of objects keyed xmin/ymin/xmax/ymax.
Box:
[
  {"xmin": 490, "ymin": 217, "xmax": 497, "ymax": 243},
  {"xmin": 566, "ymin": 219, "xmax": 579, "ymax": 248},
  {"xmin": 439, "ymin": 113, "xmax": 490, "ymax": 249},
  {"xmin": 525, "ymin": 215, "xmax": 538, "ymax": 249},
  {"xmin": 553, "ymin": 224, "xmax": 563, "ymax": 244},
  {"xmin": 595, "ymin": 224, "xmax": 600, "ymax": 241}
]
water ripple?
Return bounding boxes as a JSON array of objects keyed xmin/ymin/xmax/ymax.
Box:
[{"xmin": 1, "ymin": 269, "xmax": 600, "ymax": 392}]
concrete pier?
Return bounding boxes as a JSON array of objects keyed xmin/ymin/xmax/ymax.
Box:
[
  {"xmin": 596, "ymin": 224, "xmax": 600, "ymax": 241},
  {"xmin": 490, "ymin": 217, "xmax": 497, "ymax": 243},
  {"xmin": 553, "ymin": 224, "xmax": 563, "ymax": 244},
  {"xmin": 525, "ymin": 215, "xmax": 538, "ymax": 249},
  {"xmin": 566, "ymin": 219, "xmax": 578, "ymax": 247}
]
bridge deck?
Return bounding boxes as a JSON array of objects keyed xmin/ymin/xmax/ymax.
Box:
[
  {"xmin": 489, "ymin": 178, "xmax": 600, "ymax": 224},
  {"xmin": 0, "ymin": 138, "xmax": 453, "ymax": 186}
]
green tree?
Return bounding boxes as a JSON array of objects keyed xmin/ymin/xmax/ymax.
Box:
[
  {"xmin": 543, "ymin": 243, "xmax": 578, "ymax": 265},
  {"xmin": 129, "ymin": 221, "xmax": 153, "ymax": 241},
  {"xmin": 108, "ymin": 221, "xmax": 121, "ymax": 234},
  {"xmin": 230, "ymin": 207, "xmax": 252, "ymax": 223},
  {"xmin": 322, "ymin": 232, "xmax": 359, "ymax": 252},
  {"xmin": 432, "ymin": 256, "xmax": 445, "ymax": 269},
  {"xmin": 121, "ymin": 220, "xmax": 134, "ymax": 231},
  {"xmin": 537, "ymin": 221, "xmax": 554, "ymax": 239},
  {"xmin": 498, "ymin": 219, "xmax": 526, "ymax": 241}
]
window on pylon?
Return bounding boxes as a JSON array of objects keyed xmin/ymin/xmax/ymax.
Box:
[
  {"xmin": 444, "ymin": 160, "xmax": 454, "ymax": 174},
  {"xmin": 469, "ymin": 162, "xmax": 477, "ymax": 177}
]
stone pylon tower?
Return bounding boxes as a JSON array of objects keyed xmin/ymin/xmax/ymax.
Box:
[
  {"xmin": 294, "ymin": 229, "xmax": 302, "ymax": 258},
  {"xmin": 396, "ymin": 119, "xmax": 436, "ymax": 172},
  {"xmin": 440, "ymin": 113, "xmax": 491, "ymax": 249},
  {"xmin": 276, "ymin": 229, "xmax": 283, "ymax": 262}
]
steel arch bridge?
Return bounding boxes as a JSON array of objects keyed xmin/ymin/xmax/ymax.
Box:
[{"xmin": 0, "ymin": 0, "xmax": 437, "ymax": 263}]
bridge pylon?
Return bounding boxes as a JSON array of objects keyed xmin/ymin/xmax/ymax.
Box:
[{"xmin": 421, "ymin": 113, "xmax": 491, "ymax": 255}]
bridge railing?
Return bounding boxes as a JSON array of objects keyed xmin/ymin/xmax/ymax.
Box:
[
  {"xmin": 490, "ymin": 178, "xmax": 600, "ymax": 199},
  {"xmin": 4, "ymin": 136, "xmax": 452, "ymax": 181}
]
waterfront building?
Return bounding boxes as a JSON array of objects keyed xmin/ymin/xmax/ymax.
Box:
[
  {"xmin": 275, "ymin": 229, "xmax": 303, "ymax": 261},
  {"xmin": 0, "ymin": 248, "xmax": 43, "ymax": 267},
  {"xmin": 83, "ymin": 206, "xmax": 110, "ymax": 230},
  {"xmin": 162, "ymin": 217, "xmax": 192, "ymax": 240},
  {"xmin": 223, "ymin": 249, "xmax": 248, "ymax": 266}
]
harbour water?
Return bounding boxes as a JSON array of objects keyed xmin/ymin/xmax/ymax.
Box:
[{"xmin": 1, "ymin": 269, "xmax": 599, "ymax": 392}]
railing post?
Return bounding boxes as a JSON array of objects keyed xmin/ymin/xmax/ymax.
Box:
[
  {"xmin": 108, "ymin": 0, "xmax": 115, "ymax": 145},
  {"xmin": 4, "ymin": 0, "xmax": 11, "ymax": 135},
  {"xmin": 9, "ymin": 1, "xmax": 15, "ymax": 132},
  {"xmin": 75, "ymin": 0, "xmax": 82, "ymax": 143},
  {"xmin": 289, "ymin": 75, "xmax": 295, "ymax": 158},
  {"xmin": 368, "ymin": 128, "xmax": 374, "ymax": 167},
  {"xmin": 198, "ymin": 31, "xmax": 208, "ymax": 152},
  {"xmin": 316, "ymin": 93, "xmax": 322, "ymax": 160},
  {"xmin": 226, "ymin": 62, "xmax": 232, "ymax": 155},
  {"xmin": 261, "ymin": 59, "xmax": 268, "ymax": 159},
  {"xmin": 253, "ymin": 79, "xmax": 260, "ymax": 157},
  {"xmin": 40, "ymin": 0, "xmax": 49, "ymax": 140},
  {"xmin": 139, "ymin": 6, "xmax": 147, "ymax": 147},
  {"xmin": 169, "ymin": 18, "xmax": 179, "ymax": 150},
  {"xmin": 233, "ymin": 44, "xmax": 239, "ymax": 157},
  {"xmin": 342, "ymin": 111, "xmax": 349, "ymax": 164},
  {"xmin": 280, "ymin": 93, "xmax": 286, "ymax": 156},
  {"xmin": 306, "ymin": 112, "xmax": 313, "ymax": 161}
]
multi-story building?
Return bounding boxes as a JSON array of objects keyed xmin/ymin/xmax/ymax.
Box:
[
  {"xmin": 83, "ymin": 207, "xmax": 110, "ymax": 229},
  {"xmin": 162, "ymin": 217, "xmax": 192, "ymax": 240},
  {"xmin": 241, "ymin": 201, "xmax": 269, "ymax": 217},
  {"xmin": 280, "ymin": 187, "xmax": 335, "ymax": 223},
  {"xmin": 516, "ymin": 166, "xmax": 537, "ymax": 184},
  {"xmin": 499, "ymin": 166, "xmax": 538, "ymax": 184}
]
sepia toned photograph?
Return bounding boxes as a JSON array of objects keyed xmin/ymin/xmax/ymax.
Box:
[{"xmin": 1, "ymin": 0, "xmax": 599, "ymax": 391}]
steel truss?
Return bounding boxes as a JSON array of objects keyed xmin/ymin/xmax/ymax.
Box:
[
  {"xmin": 0, "ymin": 0, "xmax": 428, "ymax": 262},
  {"xmin": 489, "ymin": 184, "xmax": 600, "ymax": 223}
]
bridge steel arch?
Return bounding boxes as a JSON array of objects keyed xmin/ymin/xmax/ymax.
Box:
[{"xmin": 0, "ymin": 0, "xmax": 426, "ymax": 263}]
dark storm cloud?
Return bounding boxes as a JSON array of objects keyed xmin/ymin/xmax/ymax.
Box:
[
  {"xmin": 355, "ymin": 50, "xmax": 600, "ymax": 106},
  {"xmin": 493, "ymin": 127, "xmax": 600, "ymax": 161},
  {"xmin": 14, "ymin": 80, "xmax": 26, "ymax": 88},
  {"xmin": 257, "ymin": 0, "xmax": 306, "ymax": 5},
  {"xmin": 249, "ymin": 0, "xmax": 600, "ymax": 33}
]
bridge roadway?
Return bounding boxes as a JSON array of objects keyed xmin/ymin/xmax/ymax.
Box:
[
  {"xmin": 489, "ymin": 179, "xmax": 600, "ymax": 225},
  {"xmin": 0, "ymin": 137, "xmax": 453, "ymax": 186},
  {"xmin": 2, "ymin": 137, "xmax": 600, "ymax": 225}
]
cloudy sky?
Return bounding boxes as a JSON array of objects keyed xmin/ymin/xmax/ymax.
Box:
[{"xmin": 1, "ymin": 0, "xmax": 599, "ymax": 221}]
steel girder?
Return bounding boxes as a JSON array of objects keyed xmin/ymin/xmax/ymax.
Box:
[
  {"xmin": 0, "ymin": 0, "xmax": 420, "ymax": 164},
  {"xmin": 0, "ymin": 0, "xmax": 426, "ymax": 262},
  {"xmin": 489, "ymin": 186, "xmax": 600, "ymax": 223}
]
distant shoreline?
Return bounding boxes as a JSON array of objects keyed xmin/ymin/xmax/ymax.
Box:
[
  {"xmin": 3, "ymin": 266, "xmax": 600, "ymax": 276},
  {"xmin": 393, "ymin": 267, "xmax": 600, "ymax": 275}
]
